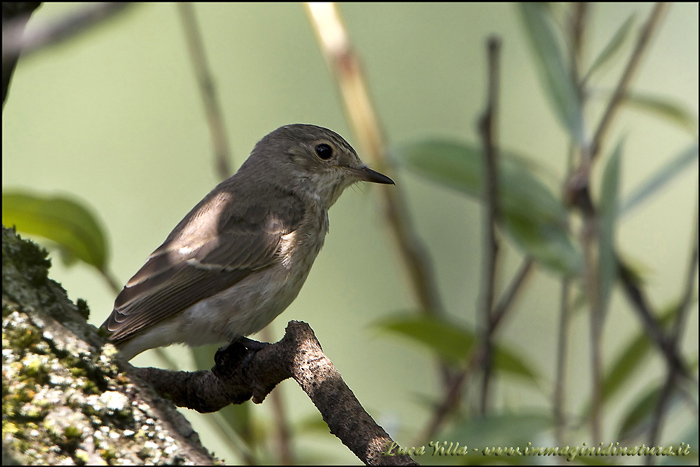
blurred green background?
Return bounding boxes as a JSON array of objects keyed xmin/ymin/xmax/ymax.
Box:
[{"xmin": 3, "ymin": 3, "xmax": 697, "ymax": 464}]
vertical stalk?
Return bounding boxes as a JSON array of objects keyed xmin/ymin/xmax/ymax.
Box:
[{"xmin": 477, "ymin": 36, "xmax": 502, "ymax": 415}]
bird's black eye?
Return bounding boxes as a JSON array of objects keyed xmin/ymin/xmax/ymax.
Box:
[{"xmin": 315, "ymin": 143, "xmax": 333, "ymax": 160}]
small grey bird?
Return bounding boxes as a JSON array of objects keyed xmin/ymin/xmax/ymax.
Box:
[{"xmin": 102, "ymin": 124, "xmax": 394, "ymax": 360}]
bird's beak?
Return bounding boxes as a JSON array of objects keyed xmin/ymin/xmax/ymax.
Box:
[{"xmin": 352, "ymin": 166, "xmax": 395, "ymax": 185}]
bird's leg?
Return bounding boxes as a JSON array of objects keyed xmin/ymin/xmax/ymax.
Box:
[
  {"xmin": 214, "ymin": 336, "xmax": 269, "ymax": 375},
  {"xmin": 237, "ymin": 336, "xmax": 270, "ymax": 351}
]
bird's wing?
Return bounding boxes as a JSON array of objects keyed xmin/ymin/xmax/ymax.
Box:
[{"xmin": 103, "ymin": 190, "xmax": 306, "ymax": 344}]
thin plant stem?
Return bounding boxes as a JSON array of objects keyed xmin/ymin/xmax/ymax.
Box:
[
  {"xmin": 554, "ymin": 277, "xmax": 572, "ymax": 446},
  {"xmin": 583, "ymin": 216, "xmax": 603, "ymax": 443},
  {"xmin": 555, "ymin": 2, "xmax": 587, "ymax": 440},
  {"xmin": 588, "ymin": 2, "xmax": 669, "ymax": 162},
  {"xmin": 415, "ymin": 256, "xmax": 534, "ymax": 443},
  {"xmin": 567, "ymin": 2, "xmax": 670, "ymax": 443},
  {"xmin": 304, "ymin": 3, "xmax": 456, "ymax": 396},
  {"xmin": 177, "ymin": 5, "xmax": 293, "ymax": 462},
  {"xmin": 304, "ymin": 3, "xmax": 443, "ymax": 321},
  {"xmin": 2, "ymin": 3, "xmax": 130, "ymax": 66},
  {"xmin": 490, "ymin": 257, "xmax": 534, "ymax": 330},
  {"xmin": 646, "ymin": 199, "xmax": 698, "ymax": 464},
  {"xmin": 260, "ymin": 327, "xmax": 294, "ymax": 465},
  {"xmin": 477, "ymin": 36, "xmax": 502, "ymax": 416},
  {"xmin": 177, "ymin": 3, "xmax": 233, "ymax": 180}
]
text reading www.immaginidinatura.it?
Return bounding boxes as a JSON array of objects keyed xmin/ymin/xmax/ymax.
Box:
[{"xmin": 382, "ymin": 441, "xmax": 692, "ymax": 462}]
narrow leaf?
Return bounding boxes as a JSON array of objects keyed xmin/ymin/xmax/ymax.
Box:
[
  {"xmin": 601, "ymin": 303, "xmax": 678, "ymax": 406},
  {"xmin": 375, "ymin": 313, "xmax": 541, "ymax": 383},
  {"xmin": 395, "ymin": 139, "xmax": 567, "ymax": 224},
  {"xmin": 519, "ymin": 3, "xmax": 584, "ymax": 142},
  {"xmin": 503, "ymin": 213, "xmax": 582, "ymax": 276},
  {"xmin": 394, "ymin": 139, "xmax": 582, "ymax": 275},
  {"xmin": 584, "ymin": 14, "xmax": 637, "ymax": 82},
  {"xmin": 374, "ymin": 314, "xmax": 476, "ymax": 364},
  {"xmin": 444, "ymin": 412, "xmax": 552, "ymax": 448},
  {"xmin": 617, "ymin": 387, "xmax": 660, "ymax": 441},
  {"xmin": 493, "ymin": 345, "xmax": 540, "ymax": 381},
  {"xmin": 2, "ymin": 191, "xmax": 109, "ymax": 270},
  {"xmin": 581, "ymin": 302, "xmax": 678, "ymax": 418},
  {"xmin": 624, "ymin": 92, "xmax": 698, "ymax": 134},
  {"xmin": 620, "ymin": 143, "xmax": 699, "ymax": 217},
  {"xmin": 618, "ymin": 377, "xmax": 696, "ymax": 442},
  {"xmin": 618, "ymin": 382, "xmax": 695, "ymax": 443},
  {"xmin": 598, "ymin": 139, "xmax": 624, "ymax": 319}
]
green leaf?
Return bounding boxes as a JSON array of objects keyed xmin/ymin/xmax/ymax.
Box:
[
  {"xmin": 443, "ymin": 412, "xmax": 552, "ymax": 449},
  {"xmin": 395, "ymin": 140, "xmax": 566, "ymax": 223},
  {"xmin": 502, "ymin": 213, "xmax": 582, "ymax": 277},
  {"xmin": 374, "ymin": 313, "xmax": 541, "ymax": 383},
  {"xmin": 394, "ymin": 139, "xmax": 582, "ymax": 275},
  {"xmin": 604, "ymin": 303, "xmax": 678, "ymax": 405},
  {"xmin": 518, "ymin": 3, "xmax": 584, "ymax": 143},
  {"xmin": 598, "ymin": 139, "xmax": 624, "ymax": 319},
  {"xmin": 617, "ymin": 387, "xmax": 659, "ymax": 441},
  {"xmin": 584, "ymin": 14, "xmax": 637, "ymax": 82},
  {"xmin": 618, "ymin": 382, "xmax": 697, "ymax": 444},
  {"xmin": 623, "ymin": 92, "xmax": 698, "ymax": 134},
  {"xmin": 394, "ymin": 139, "xmax": 483, "ymax": 196},
  {"xmin": 374, "ymin": 314, "xmax": 476, "ymax": 364},
  {"xmin": 492, "ymin": 345, "xmax": 540, "ymax": 381},
  {"xmin": 2, "ymin": 191, "xmax": 109, "ymax": 271},
  {"xmin": 620, "ymin": 142, "xmax": 699, "ymax": 218},
  {"xmin": 581, "ymin": 302, "xmax": 678, "ymax": 418}
]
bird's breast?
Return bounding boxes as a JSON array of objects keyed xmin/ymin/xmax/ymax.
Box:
[{"xmin": 277, "ymin": 206, "xmax": 328, "ymax": 272}]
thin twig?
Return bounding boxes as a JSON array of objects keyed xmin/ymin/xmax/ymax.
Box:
[
  {"xmin": 646, "ymin": 200, "xmax": 698, "ymax": 462},
  {"xmin": 617, "ymin": 258, "xmax": 691, "ymax": 379},
  {"xmin": 490, "ymin": 257, "xmax": 534, "ymax": 330},
  {"xmin": 568, "ymin": 3, "xmax": 669, "ymax": 203},
  {"xmin": 304, "ymin": 3, "xmax": 442, "ymax": 316},
  {"xmin": 569, "ymin": 2, "xmax": 588, "ymax": 88},
  {"xmin": 477, "ymin": 36, "xmax": 502, "ymax": 415},
  {"xmin": 177, "ymin": 5, "xmax": 295, "ymax": 462},
  {"xmin": 2, "ymin": 3, "xmax": 130, "ymax": 65},
  {"xmin": 554, "ymin": 277, "xmax": 572, "ymax": 446},
  {"xmin": 583, "ymin": 216, "xmax": 603, "ymax": 442},
  {"xmin": 260, "ymin": 326, "xmax": 294, "ymax": 465},
  {"xmin": 569, "ymin": 6, "xmax": 602, "ymax": 436},
  {"xmin": 671, "ymin": 198, "xmax": 698, "ymax": 345},
  {"xmin": 304, "ymin": 3, "xmax": 453, "ymax": 392},
  {"xmin": 415, "ymin": 256, "xmax": 534, "ymax": 443},
  {"xmin": 177, "ymin": 3, "xmax": 232, "ymax": 180},
  {"xmin": 176, "ymin": 6, "xmax": 293, "ymax": 461},
  {"xmin": 588, "ymin": 2, "xmax": 668, "ymax": 163},
  {"xmin": 2, "ymin": 2, "xmax": 41, "ymax": 106},
  {"xmin": 567, "ymin": 3, "xmax": 670, "ymax": 444},
  {"xmin": 556, "ymin": 3, "xmax": 588, "ymax": 443}
]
